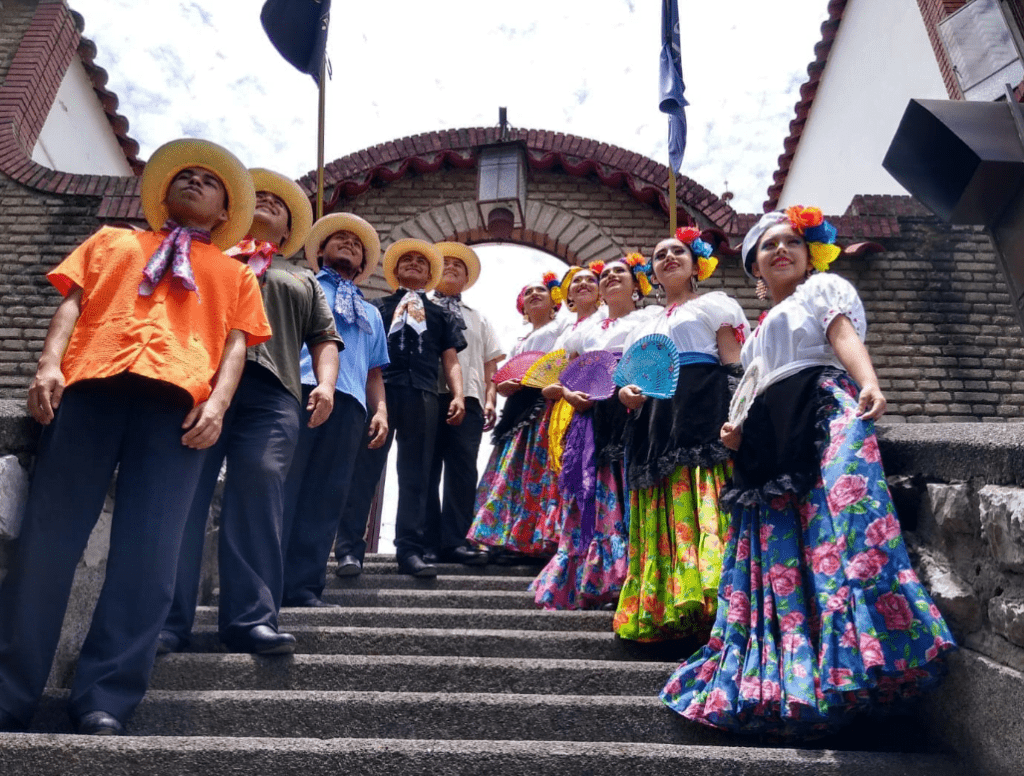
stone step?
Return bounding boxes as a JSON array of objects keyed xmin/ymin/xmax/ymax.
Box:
[
  {"xmin": 148, "ymin": 654, "xmax": 678, "ymax": 695},
  {"xmin": 212, "ymin": 588, "xmax": 539, "ymax": 610},
  {"xmin": 179, "ymin": 626, "xmax": 687, "ymax": 662},
  {"xmin": 0, "ymin": 736, "xmax": 964, "ymax": 776},
  {"xmin": 193, "ymin": 605, "xmax": 615, "ymax": 633},
  {"xmin": 322, "ymin": 587, "xmax": 539, "ymax": 610},
  {"xmin": 351, "ymin": 559, "xmax": 547, "ymax": 577},
  {"xmin": 28, "ymin": 690, "xmax": 946, "ymax": 755},
  {"xmin": 324, "ymin": 573, "xmax": 532, "ymax": 591},
  {"xmin": 20, "ymin": 689, "xmax": 749, "ymax": 745}
]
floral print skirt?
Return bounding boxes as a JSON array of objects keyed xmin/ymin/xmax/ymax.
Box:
[
  {"xmin": 660, "ymin": 375, "xmax": 956, "ymax": 736},
  {"xmin": 468, "ymin": 405, "xmax": 561, "ymax": 556},
  {"xmin": 614, "ymin": 462, "xmax": 732, "ymax": 642},
  {"xmin": 530, "ymin": 462, "xmax": 628, "ymax": 610}
]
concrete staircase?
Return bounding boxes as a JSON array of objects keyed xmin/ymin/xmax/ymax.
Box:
[{"xmin": 2, "ymin": 554, "xmax": 962, "ymax": 775}]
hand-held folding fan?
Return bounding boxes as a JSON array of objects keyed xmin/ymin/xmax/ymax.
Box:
[
  {"xmin": 492, "ymin": 351, "xmax": 545, "ymax": 384},
  {"xmin": 559, "ymin": 350, "xmax": 619, "ymax": 401},
  {"xmin": 728, "ymin": 358, "xmax": 762, "ymax": 427},
  {"xmin": 521, "ymin": 349, "xmax": 571, "ymax": 389},
  {"xmin": 613, "ymin": 334, "xmax": 680, "ymax": 399}
]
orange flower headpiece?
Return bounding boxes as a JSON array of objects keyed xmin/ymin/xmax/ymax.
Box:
[
  {"xmin": 674, "ymin": 226, "xmax": 719, "ymax": 282},
  {"xmin": 741, "ymin": 205, "xmax": 841, "ymax": 278}
]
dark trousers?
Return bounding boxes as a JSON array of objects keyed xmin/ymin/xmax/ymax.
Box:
[
  {"xmin": 0, "ymin": 377, "xmax": 205, "ymax": 725},
  {"xmin": 425, "ymin": 395, "xmax": 485, "ymax": 552},
  {"xmin": 336, "ymin": 385, "xmax": 438, "ymax": 561},
  {"xmin": 164, "ymin": 365, "xmax": 300, "ymax": 642},
  {"xmin": 281, "ymin": 388, "xmax": 365, "ymax": 603}
]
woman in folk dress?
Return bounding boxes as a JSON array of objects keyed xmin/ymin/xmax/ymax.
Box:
[
  {"xmin": 532, "ymin": 256, "xmax": 658, "ymax": 609},
  {"xmin": 468, "ymin": 275, "xmax": 564, "ymax": 558},
  {"xmin": 614, "ymin": 228, "xmax": 749, "ymax": 642},
  {"xmin": 660, "ymin": 206, "xmax": 955, "ymax": 737}
]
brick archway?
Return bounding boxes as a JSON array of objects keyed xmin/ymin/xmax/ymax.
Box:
[{"xmin": 386, "ymin": 198, "xmax": 623, "ymax": 268}]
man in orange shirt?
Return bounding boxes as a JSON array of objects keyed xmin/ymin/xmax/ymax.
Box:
[
  {"xmin": 0, "ymin": 139, "xmax": 270, "ymax": 736},
  {"xmin": 160, "ymin": 169, "xmax": 341, "ymax": 656}
]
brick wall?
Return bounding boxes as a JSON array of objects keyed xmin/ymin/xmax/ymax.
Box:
[{"xmin": 0, "ymin": 3, "xmax": 1021, "ymax": 421}]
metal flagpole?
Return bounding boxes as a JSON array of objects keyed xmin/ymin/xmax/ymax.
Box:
[
  {"xmin": 316, "ymin": 57, "xmax": 326, "ymax": 220},
  {"xmin": 668, "ymin": 165, "xmax": 677, "ymax": 233}
]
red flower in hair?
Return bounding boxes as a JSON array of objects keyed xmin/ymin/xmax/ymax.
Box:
[
  {"xmin": 785, "ymin": 206, "xmax": 824, "ymax": 231},
  {"xmin": 675, "ymin": 226, "xmax": 701, "ymax": 244},
  {"xmin": 587, "ymin": 259, "xmax": 605, "ymax": 276}
]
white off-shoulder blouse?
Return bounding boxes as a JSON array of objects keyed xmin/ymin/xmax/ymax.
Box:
[{"xmin": 742, "ymin": 273, "xmax": 866, "ymax": 392}]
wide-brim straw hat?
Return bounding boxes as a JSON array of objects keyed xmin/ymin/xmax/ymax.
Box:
[
  {"xmin": 434, "ymin": 241, "xmax": 481, "ymax": 290},
  {"xmin": 303, "ymin": 213, "xmax": 381, "ymax": 283},
  {"xmin": 140, "ymin": 138, "xmax": 255, "ymax": 249},
  {"xmin": 382, "ymin": 238, "xmax": 444, "ymax": 292},
  {"xmin": 249, "ymin": 168, "xmax": 313, "ymax": 259}
]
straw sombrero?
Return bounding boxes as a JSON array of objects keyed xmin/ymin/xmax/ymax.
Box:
[
  {"xmin": 382, "ymin": 238, "xmax": 444, "ymax": 292},
  {"xmin": 249, "ymin": 168, "xmax": 313, "ymax": 258},
  {"xmin": 434, "ymin": 241, "xmax": 481, "ymax": 290},
  {"xmin": 303, "ymin": 213, "xmax": 381, "ymax": 283},
  {"xmin": 140, "ymin": 138, "xmax": 255, "ymax": 249}
]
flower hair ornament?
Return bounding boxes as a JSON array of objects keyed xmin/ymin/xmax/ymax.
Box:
[
  {"xmin": 675, "ymin": 226, "xmax": 719, "ymax": 281},
  {"xmin": 543, "ymin": 271, "xmax": 565, "ymax": 308},
  {"xmin": 516, "ymin": 275, "xmax": 562, "ymax": 319},
  {"xmin": 785, "ymin": 206, "xmax": 841, "ymax": 272},
  {"xmin": 740, "ymin": 205, "xmax": 841, "ymax": 279}
]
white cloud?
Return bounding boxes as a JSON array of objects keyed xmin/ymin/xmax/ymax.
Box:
[{"xmin": 71, "ymin": 0, "xmax": 830, "ymax": 213}]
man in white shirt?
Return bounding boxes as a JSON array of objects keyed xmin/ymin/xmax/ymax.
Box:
[{"xmin": 426, "ymin": 242, "xmax": 504, "ymax": 565}]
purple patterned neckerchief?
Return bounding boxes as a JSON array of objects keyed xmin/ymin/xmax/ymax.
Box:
[
  {"xmin": 139, "ymin": 220, "xmax": 213, "ymax": 298},
  {"xmin": 559, "ymin": 411, "xmax": 597, "ymax": 548},
  {"xmin": 320, "ymin": 267, "xmax": 373, "ymax": 334},
  {"xmin": 434, "ymin": 291, "xmax": 467, "ymax": 330}
]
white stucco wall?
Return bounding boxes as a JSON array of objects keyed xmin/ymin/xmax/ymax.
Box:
[
  {"xmin": 777, "ymin": 0, "xmax": 949, "ymax": 215},
  {"xmin": 31, "ymin": 54, "xmax": 133, "ymax": 176}
]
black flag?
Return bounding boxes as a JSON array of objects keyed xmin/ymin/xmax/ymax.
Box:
[{"xmin": 261, "ymin": 0, "xmax": 331, "ymax": 84}]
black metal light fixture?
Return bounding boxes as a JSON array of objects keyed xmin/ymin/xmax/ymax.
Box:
[{"xmin": 477, "ymin": 108, "xmax": 527, "ymax": 240}]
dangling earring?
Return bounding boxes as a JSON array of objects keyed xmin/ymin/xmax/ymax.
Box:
[
  {"xmin": 690, "ymin": 275, "xmax": 699, "ymax": 293},
  {"xmin": 631, "ymin": 290, "xmax": 640, "ymax": 302},
  {"xmin": 755, "ymin": 278, "xmax": 768, "ymax": 300},
  {"xmin": 522, "ymin": 313, "xmax": 529, "ymax": 323}
]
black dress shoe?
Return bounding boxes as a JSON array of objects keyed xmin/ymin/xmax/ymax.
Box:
[
  {"xmin": 335, "ymin": 555, "xmax": 362, "ymax": 577},
  {"xmin": 156, "ymin": 629, "xmax": 182, "ymax": 655},
  {"xmin": 439, "ymin": 545, "xmax": 489, "ymax": 566},
  {"xmin": 224, "ymin": 625, "xmax": 296, "ymax": 655},
  {"xmin": 75, "ymin": 710, "xmax": 123, "ymax": 736},
  {"xmin": 422, "ymin": 549, "xmax": 439, "ymax": 564},
  {"xmin": 283, "ymin": 596, "xmax": 338, "ymax": 608},
  {"xmin": 397, "ymin": 554, "xmax": 438, "ymax": 578}
]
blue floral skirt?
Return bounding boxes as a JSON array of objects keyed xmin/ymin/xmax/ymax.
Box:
[{"xmin": 660, "ymin": 373, "xmax": 956, "ymax": 737}]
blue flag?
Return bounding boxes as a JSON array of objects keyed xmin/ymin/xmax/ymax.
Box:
[
  {"xmin": 261, "ymin": 0, "xmax": 331, "ymax": 84},
  {"xmin": 660, "ymin": 0, "xmax": 688, "ymax": 172}
]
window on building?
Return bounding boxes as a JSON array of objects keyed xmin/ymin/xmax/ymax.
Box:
[{"xmin": 939, "ymin": 0, "xmax": 1024, "ymax": 100}]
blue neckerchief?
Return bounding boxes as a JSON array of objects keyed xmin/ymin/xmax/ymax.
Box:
[{"xmin": 320, "ymin": 267, "xmax": 372, "ymax": 335}]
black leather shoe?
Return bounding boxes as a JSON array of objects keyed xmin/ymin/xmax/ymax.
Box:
[
  {"xmin": 422, "ymin": 549, "xmax": 439, "ymax": 564},
  {"xmin": 156, "ymin": 629, "xmax": 182, "ymax": 655},
  {"xmin": 335, "ymin": 555, "xmax": 362, "ymax": 577},
  {"xmin": 75, "ymin": 710, "xmax": 123, "ymax": 736},
  {"xmin": 397, "ymin": 554, "xmax": 438, "ymax": 578},
  {"xmin": 283, "ymin": 596, "xmax": 338, "ymax": 608},
  {"xmin": 439, "ymin": 545, "xmax": 489, "ymax": 566},
  {"xmin": 224, "ymin": 625, "xmax": 296, "ymax": 655}
]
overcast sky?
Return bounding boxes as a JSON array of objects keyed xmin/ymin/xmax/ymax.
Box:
[
  {"xmin": 70, "ymin": 0, "xmax": 830, "ymax": 215},
  {"xmin": 66, "ymin": 1, "xmax": 833, "ymax": 547}
]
